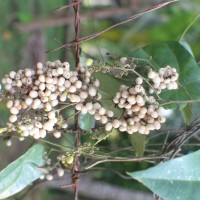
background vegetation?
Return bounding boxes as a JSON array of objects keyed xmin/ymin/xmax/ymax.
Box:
[{"xmin": 1, "ymin": 0, "xmax": 200, "ymax": 199}]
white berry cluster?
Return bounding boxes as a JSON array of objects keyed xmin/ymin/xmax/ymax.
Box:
[
  {"xmin": 1, "ymin": 60, "xmax": 102, "ymax": 139},
  {"xmin": 148, "ymin": 65, "xmax": 178, "ymax": 94},
  {"xmin": 15, "ymin": 114, "xmax": 68, "ymax": 139},
  {"xmin": 108, "ymin": 78, "xmax": 166, "ymax": 134}
]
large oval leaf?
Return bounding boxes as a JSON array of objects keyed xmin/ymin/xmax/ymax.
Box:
[
  {"xmin": 0, "ymin": 144, "xmax": 45, "ymax": 199},
  {"xmin": 128, "ymin": 150, "xmax": 200, "ymax": 200},
  {"xmin": 131, "ymin": 41, "xmax": 200, "ymax": 108}
]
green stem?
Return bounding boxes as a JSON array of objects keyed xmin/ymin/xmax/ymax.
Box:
[{"xmin": 180, "ymin": 12, "xmax": 200, "ymax": 41}]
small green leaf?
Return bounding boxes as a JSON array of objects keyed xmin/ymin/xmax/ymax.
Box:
[
  {"xmin": 78, "ymin": 113, "xmax": 95, "ymax": 130},
  {"xmin": 128, "ymin": 150, "xmax": 200, "ymax": 200},
  {"xmin": 0, "ymin": 144, "xmax": 45, "ymax": 199},
  {"xmin": 130, "ymin": 133, "xmax": 145, "ymax": 157}
]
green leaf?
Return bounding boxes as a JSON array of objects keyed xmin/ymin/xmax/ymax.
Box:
[
  {"xmin": 128, "ymin": 150, "xmax": 200, "ymax": 200},
  {"xmin": 130, "ymin": 133, "xmax": 145, "ymax": 157},
  {"xmin": 181, "ymin": 103, "xmax": 192, "ymax": 126},
  {"xmin": 78, "ymin": 113, "xmax": 95, "ymax": 130},
  {"xmin": 93, "ymin": 73, "xmax": 123, "ymax": 117},
  {"xmin": 131, "ymin": 41, "xmax": 200, "ymax": 109},
  {"xmin": 0, "ymin": 144, "xmax": 45, "ymax": 199},
  {"xmin": 179, "ymin": 40, "xmax": 194, "ymax": 56}
]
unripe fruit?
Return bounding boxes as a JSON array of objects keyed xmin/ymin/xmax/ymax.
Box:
[
  {"xmin": 75, "ymin": 103, "xmax": 83, "ymax": 111},
  {"xmin": 54, "ymin": 131, "xmax": 61, "ymax": 138},
  {"xmin": 9, "ymin": 71, "xmax": 16, "ymax": 79},
  {"xmin": 58, "ymin": 77, "xmax": 65, "ymax": 86},
  {"xmin": 39, "ymin": 75, "xmax": 46, "ymax": 83},
  {"xmin": 46, "ymin": 174, "xmax": 53, "ymax": 181},
  {"xmin": 112, "ymin": 119, "xmax": 121, "ymax": 128},
  {"xmin": 127, "ymin": 95, "xmax": 136, "ymax": 103},
  {"xmin": 86, "ymin": 102, "xmax": 93, "ymax": 111},
  {"xmin": 154, "ymin": 121, "xmax": 161, "ymax": 130},
  {"xmin": 105, "ymin": 122, "xmax": 113, "ymax": 131},
  {"xmin": 62, "ymin": 122, "xmax": 68, "ymax": 129},
  {"xmin": 37, "ymin": 62, "xmax": 43, "ymax": 69},
  {"xmin": 135, "ymin": 85, "xmax": 143, "ymax": 93},
  {"xmin": 99, "ymin": 107, "xmax": 106, "ymax": 115},
  {"xmin": 80, "ymin": 91, "xmax": 88, "ymax": 99},
  {"xmin": 151, "ymin": 111, "xmax": 158, "ymax": 118},
  {"xmin": 93, "ymin": 79, "xmax": 100, "ymax": 87},
  {"xmin": 35, "ymin": 121, "xmax": 43, "ymax": 129},
  {"xmin": 51, "ymin": 99, "xmax": 59, "ymax": 107},
  {"xmin": 45, "ymin": 103, "xmax": 52, "ymax": 112},
  {"xmin": 69, "ymin": 85, "xmax": 76, "ymax": 93},
  {"xmin": 119, "ymin": 125, "xmax": 126, "ymax": 132},
  {"xmin": 48, "ymin": 111, "xmax": 56, "ymax": 119},
  {"xmin": 148, "ymin": 70, "xmax": 156, "ymax": 79},
  {"xmin": 107, "ymin": 110, "xmax": 114, "ymax": 118},
  {"xmin": 75, "ymin": 80, "xmax": 82, "ymax": 89},
  {"xmin": 6, "ymin": 140, "xmax": 12, "ymax": 147},
  {"xmin": 60, "ymin": 93, "xmax": 67, "ymax": 102},
  {"xmin": 39, "ymin": 83, "xmax": 46, "ymax": 91},
  {"xmin": 136, "ymin": 95, "xmax": 144, "ymax": 104},
  {"xmin": 64, "ymin": 80, "xmax": 71, "ymax": 88},
  {"xmin": 119, "ymin": 98, "xmax": 126, "ymax": 104},
  {"xmin": 100, "ymin": 116, "xmax": 108, "ymax": 124},
  {"xmin": 66, "ymin": 155, "xmax": 74, "ymax": 164},
  {"xmin": 39, "ymin": 129, "xmax": 47, "ymax": 138},
  {"xmin": 57, "ymin": 67, "xmax": 64, "ymax": 75},
  {"xmin": 25, "ymin": 69, "xmax": 32, "ymax": 77},
  {"xmin": 88, "ymin": 87, "xmax": 97, "ymax": 97},
  {"xmin": 70, "ymin": 94, "xmax": 79, "ymax": 103},
  {"xmin": 135, "ymin": 77, "xmax": 143, "ymax": 85},
  {"xmin": 153, "ymin": 76, "xmax": 161, "ymax": 84},
  {"xmin": 29, "ymin": 91, "xmax": 38, "ymax": 99},
  {"xmin": 89, "ymin": 109, "xmax": 95, "ymax": 115},
  {"xmin": 57, "ymin": 168, "xmax": 64, "ymax": 177},
  {"xmin": 94, "ymin": 113, "xmax": 101, "ymax": 120},
  {"xmin": 9, "ymin": 115, "xmax": 17, "ymax": 123},
  {"xmin": 6, "ymin": 100, "xmax": 13, "ymax": 109},
  {"xmin": 121, "ymin": 90, "xmax": 129, "ymax": 98},
  {"xmin": 5, "ymin": 84, "xmax": 12, "ymax": 90},
  {"xmin": 120, "ymin": 57, "xmax": 127, "ymax": 64},
  {"xmin": 10, "ymin": 107, "xmax": 19, "ymax": 115}
]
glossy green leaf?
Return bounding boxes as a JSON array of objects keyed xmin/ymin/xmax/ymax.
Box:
[
  {"xmin": 0, "ymin": 144, "xmax": 45, "ymax": 199},
  {"xmin": 131, "ymin": 41, "xmax": 200, "ymax": 109},
  {"xmin": 128, "ymin": 150, "xmax": 200, "ymax": 200},
  {"xmin": 130, "ymin": 133, "xmax": 145, "ymax": 157},
  {"xmin": 78, "ymin": 113, "xmax": 95, "ymax": 130}
]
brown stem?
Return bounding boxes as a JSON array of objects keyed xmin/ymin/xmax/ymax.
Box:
[
  {"xmin": 73, "ymin": 0, "xmax": 80, "ymax": 67},
  {"xmin": 72, "ymin": 1, "xmax": 80, "ymax": 200}
]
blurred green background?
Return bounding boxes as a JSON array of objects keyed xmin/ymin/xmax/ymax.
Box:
[{"xmin": 1, "ymin": 0, "xmax": 200, "ymax": 199}]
